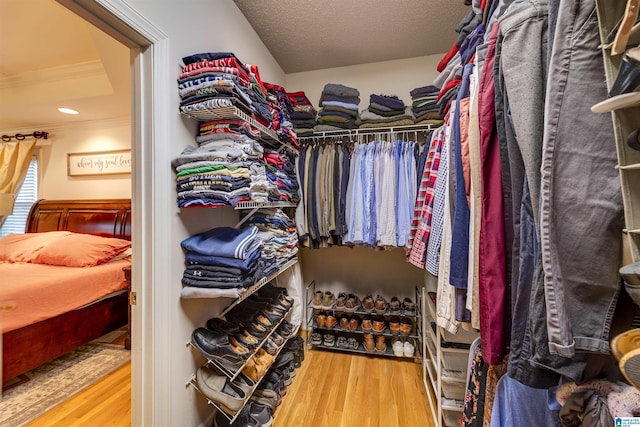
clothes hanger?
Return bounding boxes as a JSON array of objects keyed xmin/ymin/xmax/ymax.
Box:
[{"xmin": 613, "ymin": 0, "xmax": 640, "ymax": 55}]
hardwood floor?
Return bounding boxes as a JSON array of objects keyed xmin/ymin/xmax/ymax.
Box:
[
  {"xmin": 274, "ymin": 349, "xmax": 435, "ymax": 427},
  {"xmin": 25, "ymin": 361, "xmax": 131, "ymax": 427},
  {"xmin": 26, "ymin": 345, "xmax": 435, "ymax": 427}
]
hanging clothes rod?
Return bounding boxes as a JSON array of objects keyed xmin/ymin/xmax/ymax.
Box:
[
  {"xmin": 297, "ymin": 123, "xmax": 435, "ymax": 140},
  {"xmin": 1, "ymin": 131, "xmax": 49, "ymax": 142}
]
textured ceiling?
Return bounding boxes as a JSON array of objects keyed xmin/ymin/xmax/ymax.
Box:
[{"xmin": 233, "ymin": 0, "xmax": 470, "ymax": 73}]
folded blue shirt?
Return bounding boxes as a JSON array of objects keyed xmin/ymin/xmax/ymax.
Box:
[
  {"xmin": 185, "ymin": 248, "xmax": 261, "ymax": 270},
  {"xmin": 181, "ymin": 226, "xmax": 260, "ymax": 259}
]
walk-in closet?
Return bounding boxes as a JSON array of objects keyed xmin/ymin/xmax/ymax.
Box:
[{"xmin": 2, "ymin": 0, "xmax": 639, "ymax": 426}]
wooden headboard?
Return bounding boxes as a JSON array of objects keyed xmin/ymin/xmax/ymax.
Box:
[{"xmin": 25, "ymin": 199, "xmax": 131, "ymax": 240}]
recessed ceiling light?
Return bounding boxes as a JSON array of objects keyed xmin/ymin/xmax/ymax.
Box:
[{"xmin": 57, "ymin": 107, "xmax": 79, "ymax": 115}]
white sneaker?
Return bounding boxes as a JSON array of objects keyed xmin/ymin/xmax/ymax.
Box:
[
  {"xmin": 404, "ymin": 340, "xmax": 415, "ymax": 357},
  {"xmin": 392, "ymin": 339, "xmax": 404, "ymax": 357}
]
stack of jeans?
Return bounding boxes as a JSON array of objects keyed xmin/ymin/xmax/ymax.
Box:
[
  {"xmin": 180, "ymin": 226, "xmax": 264, "ymax": 290},
  {"xmin": 178, "ymin": 52, "xmax": 253, "ymax": 115},
  {"xmin": 315, "ymin": 83, "xmax": 360, "ymax": 132},
  {"xmin": 245, "ymin": 209, "xmax": 298, "ymax": 271},
  {"xmin": 287, "ymin": 91, "xmax": 317, "ymax": 137},
  {"xmin": 409, "ymin": 85, "xmax": 443, "ymax": 125},
  {"xmin": 359, "ymin": 94, "xmax": 415, "ymax": 128}
]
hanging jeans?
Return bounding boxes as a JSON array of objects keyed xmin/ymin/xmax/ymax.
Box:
[
  {"xmin": 538, "ymin": 0, "xmax": 623, "ymax": 363},
  {"xmin": 499, "ymin": 0, "xmax": 563, "ymax": 388}
]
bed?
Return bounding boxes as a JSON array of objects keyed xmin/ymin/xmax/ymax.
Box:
[{"xmin": 1, "ymin": 199, "xmax": 131, "ymax": 382}]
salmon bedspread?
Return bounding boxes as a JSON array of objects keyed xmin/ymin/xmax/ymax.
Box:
[{"xmin": 0, "ymin": 259, "xmax": 130, "ymax": 333}]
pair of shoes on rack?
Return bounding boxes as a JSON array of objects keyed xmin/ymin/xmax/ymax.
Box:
[
  {"xmin": 334, "ymin": 292, "xmax": 348, "ymax": 310},
  {"xmin": 316, "ymin": 311, "xmax": 337, "ymax": 328},
  {"xmin": 344, "ymin": 293, "xmax": 361, "ymax": 312},
  {"xmin": 242, "ymin": 348, "xmax": 275, "ymax": 382},
  {"xmin": 191, "ymin": 328, "xmax": 251, "ymax": 368},
  {"xmin": 312, "ymin": 290, "xmax": 335, "ymax": 309},
  {"xmin": 206, "ymin": 317, "xmax": 260, "ymax": 351},
  {"xmin": 258, "ymin": 283, "xmax": 293, "ymax": 308},
  {"xmin": 310, "ymin": 331, "xmax": 322, "ymax": 345},
  {"xmin": 323, "ymin": 333, "xmax": 335, "ymax": 347},
  {"xmin": 400, "ymin": 318, "xmax": 413, "ymax": 336},
  {"xmin": 389, "ymin": 297, "xmax": 402, "ymax": 314},
  {"xmin": 375, "ymin": 335, "xmax": 386, "ymax": 353},
  {"xmin": 338, "ymin": 314, "xmax": 360, "ymax": 330},
  {"xmin": 402, "ymin": 297, "xmax": 416, "ymax": 315},
  {"xmin": 196, "ymin": 366, "xmax": 246, "ymax": 416},
  {"xmin": 391, "ymin": 338, "xmax": 416, "ymax": 357},
  {"xmin": 611, "ymin": 328, "xmax": 640, "ymax": 390}
]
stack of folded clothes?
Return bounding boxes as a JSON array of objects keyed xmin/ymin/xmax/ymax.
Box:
[
  {"xmin": 171, "ymin": 119, "xmax": 266, "ymax": 208},
  {"xmin": 410, "ymin": 85, "xmax": 445, "ymax": 126},
  {"xmin": 245, "ymin": 208, "xmax": 299, "ymax": 271},
  {"xmin": 315, "ymin": 83, "xmax": 360, "ymax": 132},
  {"xmin": 263, "ymin": 150, "xmax": 300, "ymax": 203},
  {"xmin": 264, "ymin": 82, "xmax": 300, "ymax": 151},
  {"xmin": 359, "ymin": 94, "xmax": 415, "ymax": 128},
  {"xmin": 245, "ymin": 63, "xmax": 277, "ymax": 129},
  {"xmin": 178, "ymin": 52, "xmax": 253, "ymax": 115},
  {"xmin": 286, "ymin": 91, "xmax": 317, "ymax": 137},
  {"xmin": 180, "ymin": 226, "xmax": 265, "ymax": 299}
]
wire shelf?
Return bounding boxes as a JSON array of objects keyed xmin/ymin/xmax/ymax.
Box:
[
  {"xmin": 234, "ymin": 201, "xmax": 297, "ymax": 210},
  {"xmin": 219, "ymin": 258, "xmax": 298, "ymax": 317},
  {"xmin": 180, "ymin": 106, "xmax": 299, "ymax": 153}
]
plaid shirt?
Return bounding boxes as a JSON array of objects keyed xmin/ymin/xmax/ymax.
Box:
[
  {"xmin": 425, "ymin": 133, "xmax": 450, "ymax": 275},
  {"xmin": 406, "ymin": 115, "xmax": 449, "ymax": 268}
]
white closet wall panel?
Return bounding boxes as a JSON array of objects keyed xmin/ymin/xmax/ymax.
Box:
[{"xmin": 299, "ymin": 247, "xmax": 424, "ymax": 299}]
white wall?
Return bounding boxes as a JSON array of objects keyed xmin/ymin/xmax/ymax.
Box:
[
  {"xmin": 285, "ymin": 54, "xmax": 443, "ymax": 111},
  {"xmin": 118, "ymin": 1, "xmax": 286, "ymax": 426},
  {"xmin": 37, "ymin": 118, "xmax": 131, "ymax": 200},
  {"xmin": 299, "ymin": 247, "xmax": 425, "ymax": 304}
]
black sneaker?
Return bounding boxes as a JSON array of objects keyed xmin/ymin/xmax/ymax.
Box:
[
  {"xmin": 311, "ymin": 332, "xmax": 322, "ymax": 345},
  {"xmin": 323, "ymin": 333, "xmax": 335, "ymax": 347}
]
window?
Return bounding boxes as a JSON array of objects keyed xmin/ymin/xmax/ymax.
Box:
[{"xmin": 0, "ymin": 158, "xmax": 38, "ymax": 237}]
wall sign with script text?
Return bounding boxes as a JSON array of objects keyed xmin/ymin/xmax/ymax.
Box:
[{"xmin": 67, "ymin": 150, "xmax": 132, "ymax": 176}]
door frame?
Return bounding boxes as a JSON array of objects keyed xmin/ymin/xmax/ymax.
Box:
[{"xmin": 56, "ymin": 1, "xmax": 170, "ymax": 425}]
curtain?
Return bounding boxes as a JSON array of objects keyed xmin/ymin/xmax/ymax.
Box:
[{"xmin": 0, "ymin": 139, "xmax": 37, "ymax": 216}]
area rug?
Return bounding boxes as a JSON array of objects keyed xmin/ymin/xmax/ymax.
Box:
[{"xmin": 0, "ymin": 342, "xmax": 130, "ymax": 427}]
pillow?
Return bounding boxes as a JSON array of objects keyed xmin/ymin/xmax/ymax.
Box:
[
  {"xmin": 31, "ymin": 233, "xmax": 131, "ymax": 267},
  {"xmin": 0, "ymin": 231, "xmax": 73, "ymax": 262}
]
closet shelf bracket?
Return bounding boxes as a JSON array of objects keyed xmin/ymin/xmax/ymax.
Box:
[{"xmin": 234, "ymin": 201, "xmax": 297, "ymax": 228}]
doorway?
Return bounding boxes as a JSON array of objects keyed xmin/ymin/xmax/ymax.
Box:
[{"xmin": 54, "ymin": 1, "xmax": 169, "ymax": 425}]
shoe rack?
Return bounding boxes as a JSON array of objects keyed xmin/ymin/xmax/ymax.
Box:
[
  {"xmin": 595, "ymin": 0, "xmax": 640, "ymax": 264},
  {"xmin": 186, "ymin": 291, "xmax": 296, "ymax": 424},
  {"xmin": 304, "ymin": 282, "xmax": 424, "ymax": 361},
  {"xmin": 422, "ymin": 288, "xmax": 479, "ymax": 427}
]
